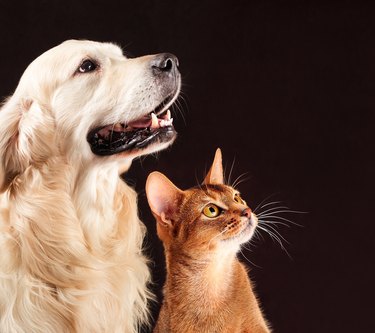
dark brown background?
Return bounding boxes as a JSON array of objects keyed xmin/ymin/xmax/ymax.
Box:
[{"xmin": 0, "ymin": 1, "xmax": 373, "ymax": 332}]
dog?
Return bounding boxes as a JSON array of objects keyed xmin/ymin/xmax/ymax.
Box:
[{"xmin": 0, "ymin": 40, "xmax": 180, "ymax": 333}]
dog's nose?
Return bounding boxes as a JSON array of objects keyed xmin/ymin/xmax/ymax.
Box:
[{"xmin": 151, "ymin": 53, "xmax": 179, "ymax": 76}]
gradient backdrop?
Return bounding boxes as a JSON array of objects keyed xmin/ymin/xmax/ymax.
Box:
[{"xmin": 0, "ymin": 1, "xmax": 373, "ymax": 332}]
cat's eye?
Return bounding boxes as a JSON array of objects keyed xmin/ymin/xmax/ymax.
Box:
[
  {"xmin": 78, "ymin": 59, "xmax": 98, "ymax": 73},
  {"xmin": 202, "ymin": 204, "xmax": 221, "ymax": 218},
  {"xmin": 234, "ymin": 194, "xmax": 246, "ymax": 205}
]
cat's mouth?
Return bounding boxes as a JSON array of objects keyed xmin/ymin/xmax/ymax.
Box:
[
  {"xmin": 224, "ymin": 219, "xmax": 256, "ymax": 243},
  {"xmin": 87, "ymin": 98, "xmax": 176, "ymax": 156}
]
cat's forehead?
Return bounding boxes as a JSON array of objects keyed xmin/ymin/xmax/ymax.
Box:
[{"xmin": 189, "ymin": 184, "xmax": 236, "ymax": 199}]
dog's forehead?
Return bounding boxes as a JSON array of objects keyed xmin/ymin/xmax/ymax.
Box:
[
  {"xmin": 14, "ymin": 40, "xmax": 126, "ymax": 96},
  {"xmin": 24, "ymin": 40, "xmax": 123, "ymax": 76},
  {"xmin": 33, "ymin": 40, "xmax": 122, "ymax": 72},
  {"xmin": 42, "ymin": 39, "xmax": 125, "ymax": 63},
  {"xmin": 61, "ymin": 39, "xmax": 124, "ymax": 57}
]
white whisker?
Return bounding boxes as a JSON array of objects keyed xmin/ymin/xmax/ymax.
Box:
[
  {"xmin": 257, "ymin": 225, "xmax": 292, "ymax": 259},
  {"xmin": 206, "ymin": 229, "xmax": 227, "ymax": 250},
  {"xmin": 258, "ymin": 215, "xmax": 303, "ymax": 227},
  {"xmin": 226, "ymin": 157, "xmax": 236, "ymax": 186},
  {"xmin": 231, "ymin": 172, "xmax": 250, "ymax": 188},
  {"xmin": 253, "ymin": 193, "xmax": 280, "ymax": 213},
  {"xmin": 261, "ymin": 224, "xmax": 290, "ymax": 245},
  {"xmin": 258, "ymin": 209, "xmax": 307, "ymax": 216},
  {"xmin": 258, "ymin": 219, "xmax": 291, "ymax": 228},
  {"xmin": 257, "ymin": 206, "xmax": 290, "ymax": 215},
  {"xmin": 239, "ymin": 248, "xmax": 262, "ymax": 269}
]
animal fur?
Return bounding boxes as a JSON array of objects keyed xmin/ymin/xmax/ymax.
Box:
[{"xmin": 0, "ymin": 40, "xmax": 180, "ymax": 333}]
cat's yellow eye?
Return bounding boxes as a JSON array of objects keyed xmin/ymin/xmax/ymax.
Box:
[
  {"xmin": 202, "ymin": 204, "xmax": 220, "ymax": 218},
  {"xmin": 234, "ymin": 194, "xmax": 246, "ymax": 205}
]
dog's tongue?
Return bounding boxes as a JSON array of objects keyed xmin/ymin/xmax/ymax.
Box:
[{"xmin": 128, "ymin": 115, "xmax": 151, "ymax": 128}]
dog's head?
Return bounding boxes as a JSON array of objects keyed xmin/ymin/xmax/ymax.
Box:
[{"xmin": 0, "ymin": 40, "xmax": 181, "ymax": 192}]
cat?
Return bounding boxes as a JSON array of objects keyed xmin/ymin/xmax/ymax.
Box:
[{"xmin": 146, "ymin": 148, "xmax": 271, "ymax": 333}]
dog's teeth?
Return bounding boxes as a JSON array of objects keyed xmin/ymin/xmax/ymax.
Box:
[
  {"xmin": 163, "ymin": 118, "xmax": 173, "ymax": 126},
  {"xmin": 113, "ymin": 123, "xmax": 123, "ymax": 131},
  {"xmin": 151, "ymin": 113, "xmax": 159, "ymax": 128},
  {"xmin": 160, "ymin": 120, "xmax": 166, "ymax": 127},
  {"xmin": 164, "ymin": 110, "xmax": 171, "ymax": 120}
]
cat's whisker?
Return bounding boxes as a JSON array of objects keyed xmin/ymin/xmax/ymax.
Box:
[
  {"xmin": 239, "ymin": 248, "xmax": 262, "ymax": 269},
  {"xmin": 206, "ymin": 229, "xmax": 227, "ymax": 250},
  {"xmin": 231, "ymin": 172, "xmax": 250, "ymax": 189},
  {"xmin": 258, "ymin": 215, "xmax": 303, "ymax": 227},
  {"xmin": 263, "ymin": 229, "xmax": 291, "ymax": 258},
  {"xmin": 233, "ymin": 176, "xmax": 251, "ymax": 189},
  {"xmin": 258, "ymin": 219, "xmax": 291, "ymax": 228},
  {"xmin": 226, "ymin": 157, "xmax": 236, "ymax": 186},
  {"xmin": 194, "ymin": 171, "xmax": 204, "ymax": 190},
  {"xmin": 257, "ymin": 201, "xmax": 284, "ymax": 211},
  {"xmin": 258, "ymin": 209, "xmax": 307, "ymax": 217},
  {"xmin": 257, "ymin": 206, "xmax": 291, "ymax": 216},
  {"xmin": 253, "ymin": 228, "xmax": 264, "ymax": 243},
  {"xmin": 257, "ymin": 225, "xmax": 292, "ymax": 259},
  {"xmin": 253, "ymin": 193, "xmax": 280, "ymax": 214},
  {"xmin": 261, "ymin": 224, "xmax": 290, "ymax": 245}
]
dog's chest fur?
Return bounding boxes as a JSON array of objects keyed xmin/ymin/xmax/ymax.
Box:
[{"xmin": 0, "ymin": 159, "xmax": 150, "ymax": 333}]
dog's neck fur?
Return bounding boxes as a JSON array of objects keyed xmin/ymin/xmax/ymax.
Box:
[
  {"xmin": 1, "ymin": 156, "xmax": 151, "ymax": 333},
  {"xmin": 72, "ymin": 162, "xmax": 136, "ymax": 247}
]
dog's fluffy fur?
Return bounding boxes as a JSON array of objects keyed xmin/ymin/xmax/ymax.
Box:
[{"xmin": 0, "ymin": 40, "xmax": 179, "ymax": 333}]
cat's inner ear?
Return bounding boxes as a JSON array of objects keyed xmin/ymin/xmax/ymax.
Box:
[
  {"xmin": 203, "ymin": 148, "xmax": 224, "ymax": 185},
  {"xmin": 146, "ymin": 171, "xmax": 183, "ymax": 227}
]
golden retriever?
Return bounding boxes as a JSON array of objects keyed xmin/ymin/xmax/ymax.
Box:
[{"xmin": 0, "ymin": 40, "xmax": 180, "ymax": 333}]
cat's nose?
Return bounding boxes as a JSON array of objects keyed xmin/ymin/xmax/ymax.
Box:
[{"xmin": 241, "ymin": 208, "xmax": 252, "ymax": 218}]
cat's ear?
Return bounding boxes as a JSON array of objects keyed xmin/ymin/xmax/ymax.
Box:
[
  {"xmin": 146, "ymin": 171, "xmax": 183, "ymax": 230},
  {"xmin": 203, "ymin": 148, "xmax": 224, "ymax": 185}
]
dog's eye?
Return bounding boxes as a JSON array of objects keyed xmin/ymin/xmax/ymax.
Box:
[{"xmin": 78, "ymin": 60, "xmax": 97, "ymax": 73}]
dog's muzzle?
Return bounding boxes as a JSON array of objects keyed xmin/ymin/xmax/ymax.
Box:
[{"xmin": 87, "ymin": 53, "xmax": 181, "ymax": 156}]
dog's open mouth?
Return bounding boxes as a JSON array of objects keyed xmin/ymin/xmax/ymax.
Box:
[{"xmin": 87, "ymin": 102, "xmax": 176, "ymax": 156}]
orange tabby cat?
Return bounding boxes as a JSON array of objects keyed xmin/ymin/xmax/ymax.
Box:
[{"xmin": 146, "ymin": 149, "xmax": 271, "ymax": 333}]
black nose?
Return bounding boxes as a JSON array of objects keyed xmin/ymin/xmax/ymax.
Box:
[{"xmin": 151, "ymin": 53, "xmax": 179, "ymax": 75}]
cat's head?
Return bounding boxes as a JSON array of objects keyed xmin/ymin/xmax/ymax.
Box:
[{"xmin": 146, "ymin": 149, "xmax": 258, "ymax": 255}]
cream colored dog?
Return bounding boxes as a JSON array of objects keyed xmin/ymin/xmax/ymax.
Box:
[{"xmin": 0, "ymin": 40, "xmax": 180, "ymax": 333}]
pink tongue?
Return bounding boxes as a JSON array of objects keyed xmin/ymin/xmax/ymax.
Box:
[{"xmin": 127, "ymin": 116, "xmax": 152, "ymax": 128}]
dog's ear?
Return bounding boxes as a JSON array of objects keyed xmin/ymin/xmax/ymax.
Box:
[{"xmin": 0, "ymin": 98, "xmax": 55, "ymax": 192}]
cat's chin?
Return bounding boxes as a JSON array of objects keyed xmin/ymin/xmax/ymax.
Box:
[{"xmin": 236, "ymin": 222, "xmax": 256, "ymax": 244}]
